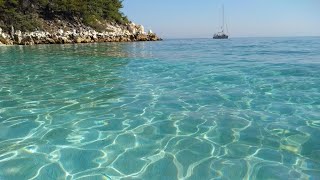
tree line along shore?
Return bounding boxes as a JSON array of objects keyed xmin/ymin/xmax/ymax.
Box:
[{"xmin": 0, "ymin": 0, "xmax": 161, "ymax": 45}]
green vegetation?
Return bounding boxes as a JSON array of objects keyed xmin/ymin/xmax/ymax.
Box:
[{"xmin": 0, "ymin": 0, "xmax": 128, "ymax": 31}]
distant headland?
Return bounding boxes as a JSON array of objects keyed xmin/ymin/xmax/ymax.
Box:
[{"xmin": 0, "ymin": 0, "xmax": 161, "ymax": 46}]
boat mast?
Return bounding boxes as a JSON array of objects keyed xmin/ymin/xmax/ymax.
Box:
[{"xmin": 222, "ymin": 4, "xmax": 225, "ymax": 33}]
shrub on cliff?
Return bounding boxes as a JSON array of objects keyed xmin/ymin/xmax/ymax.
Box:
[{"xmin": 0, "ymin": 0, "xmax": 128, "ymax": 32}]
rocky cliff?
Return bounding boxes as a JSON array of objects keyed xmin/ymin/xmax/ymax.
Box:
[{"xmin": 0, "ymin": 20, "xmax": 161, "ymax": 46}]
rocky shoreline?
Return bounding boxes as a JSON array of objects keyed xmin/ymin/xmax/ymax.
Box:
[{"xmin": 0, "ymin": 20, "xmax": 161, "ymax": 46}]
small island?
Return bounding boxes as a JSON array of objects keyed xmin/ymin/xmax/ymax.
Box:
[{"xmin": 0, "ymin": 0, "xmax": 161, "ymax": 45}]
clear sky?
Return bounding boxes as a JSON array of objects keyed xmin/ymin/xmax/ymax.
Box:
[{"xmin": 122, "ymin": 0, "xmax": 320, "ymax": 38}]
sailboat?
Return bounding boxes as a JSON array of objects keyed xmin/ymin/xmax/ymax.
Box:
[{"xmin": 213, "ymin": 5, "xmax": 229, "ymax": 39}]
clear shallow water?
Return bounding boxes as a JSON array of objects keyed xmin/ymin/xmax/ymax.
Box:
[{"xmin": 0, "ymin": 37, "xmax": 320, "ymax": 180}]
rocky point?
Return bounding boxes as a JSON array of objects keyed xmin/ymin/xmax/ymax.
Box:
[{"xmin": 0, "ymin": 20, "xmax": 161, "ymax": 46}]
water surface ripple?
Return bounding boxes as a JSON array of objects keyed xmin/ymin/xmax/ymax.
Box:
[{"xmin": 0, "ymin": 38, "xmax": 320, "ymax": 179}]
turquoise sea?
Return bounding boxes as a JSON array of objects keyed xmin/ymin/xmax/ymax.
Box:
[{"xmin": 0, "ymin": 38, "xmax": 320, "ymax": 180}]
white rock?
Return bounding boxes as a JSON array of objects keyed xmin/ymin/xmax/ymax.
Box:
[
  {"xmin": 137, "ymin": 25, "xmax": 145, "ymax": 34},
  {"xmin": 0, "ymin": 27, "xmax": 2, "ymax": 34},
  {"xmin": 58, "ymin": 29, "xmax": 64, "ymax": 35},
  {"xmin": 127, "ymin": 24, "xmax": 135, "ymax": 34},
  {"xmin": 15, "ymin": 30, "xmax": 22, "ymax": 36},
  {"xmin": 132, "ymin": 29, "xmax": 137, "ymax": 35},
  {"xmin": 1, "ymin": 33, "xmax": 5, "ymax": 39},
  {"xmin": 148, "ymin": 30, "xmax": 153, "ymax": 34},
  {"xmin": 11, "ymin": 26, "xmax": 14, "ymax": 36},
  {"xmin": 36, "ymin": 32, "xmax": 42, "ymax": 38},
  {"xmin": 83, "ymin": 31, "xmax": 89, "ymax": 36},
  {"xmin": 0, "ymin": 33, "xmax": 6, "ymax": 39}
]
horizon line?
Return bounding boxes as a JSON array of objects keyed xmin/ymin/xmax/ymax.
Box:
[{"xmin": 161, "ymin": 35, "xmax": 320, "ymax": 39}]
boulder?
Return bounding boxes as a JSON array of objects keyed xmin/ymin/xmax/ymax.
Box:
[
  {"xmin": 136, "ymin": 34, "xmax": 148, "ymax": 41},
  {"xmin": 149, "ymin": 34, "xmax": 160, "ymax": 41},
  {"xmin": 91, "ymin": 34, "xmax": 98, "ymax": 41},
  {"xmin": 15, "ymin": 30, "xmax": 22, "ymax": 36},
  {"xmin": 57, "ymin": 37, "xmax": 71, "ymax": 44},
  {"xmin": 0, "ymin": 34, "xmax": 12, "ymax": 45},
  {"xmin": 57, "ymin": 29, "xmax": 64, "ymax": 36},
  {"xmin": 85, "ymin": 37, "xmax": 92, "ymax": 43},
  {"xmin": 34, "ymin": 31, "xmax": 47, "ymax": 39},
  {"xmin": 74, "ymin": 36, "xmax": 84, "ymax": 43},
  {"xmin": 13, "ymin": 34, "xmax": 22, "ymax": 44},
  {"xmin": 137, "ymin": 25, "xmax": 145, "ymax": 34},
  {"xmin": 120, "ymin": 36, "xmax": 130, "ymax": 42},
  {"xmin": 127, "ymin": 24, "xmax": 136, "ymax": 34},
  {"xmin": 13, "ymin": 30, "xmax": 22, "ymax": 44},
  {"xmin": 46, "ymin": 38, "xmax": 56, "ymax": 44},
  {"xmin": 22, "ymin": 36, "xmax": 34, "ymax": 45},
  {"xmin": 10, "ymin": 26, "xmax": 14, "ymax": 38},
  {"xmin": 1, "ymin": 33, "xmax": 8, "ymax": 39},
  {"xmin": 0, "ymin": 35, "xmax": 5, "ymax": 45}
]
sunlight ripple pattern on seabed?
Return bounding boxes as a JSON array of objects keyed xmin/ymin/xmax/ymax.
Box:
[{"xmin": 0, "ymin": 38, "xmax": 320, "ymax": 179}]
